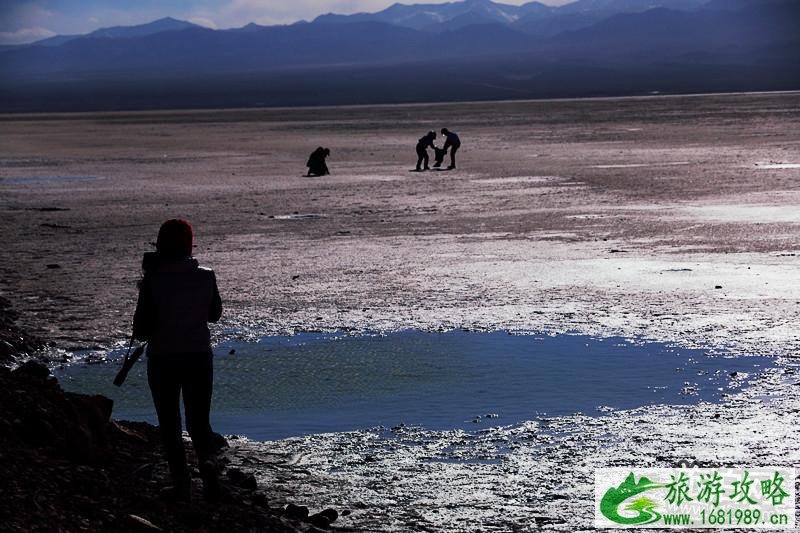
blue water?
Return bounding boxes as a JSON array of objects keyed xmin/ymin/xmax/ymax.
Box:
[{"xmin": 55, "ymin": 331, "xmax": 771, "ymax": 441}]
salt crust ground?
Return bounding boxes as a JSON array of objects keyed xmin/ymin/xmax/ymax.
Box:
[{"xmin": 2, "ymin": 92, "xmax": 800, "ymax": 530}]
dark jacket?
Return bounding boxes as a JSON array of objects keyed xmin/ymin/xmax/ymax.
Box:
[
  {"xmin": 307, "ymin": 148, "xmax": 329, "ymax": 175},
  {"xmin": 417, "ymin": 135, "xmax": 435, "ymax": 150},
  {"xmin": 133, "ymin": 257, "xmax": 222, "ymax": 356},
  {"xmin": 443, "ymin": 131, "xmax": 461, "ymax": 149}
]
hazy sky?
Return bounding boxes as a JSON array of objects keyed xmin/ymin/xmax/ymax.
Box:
[{"xmin": 0, "ymin": 0, "xmax": 571, "ymax": 44}]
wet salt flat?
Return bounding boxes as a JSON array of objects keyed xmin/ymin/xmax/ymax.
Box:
[
  {"xmin": 590, "ymin": 161, "xmax": 691, "ymax": 169},
  {"xmin": 56, "ymin": 331, "xmax": 771, "ymax": 441},
  {"xmin": 469, "ymin": 176, "xmax": 561, "ymax": 184},
  {"xmin": 754, "ymin": 162, "xmax": 800, "ymax": 169},
  {"xmin": 679, "ymin": 204, "xmax": 800, "ymax": 223},
  {"xmin": 0, "ymin": 175, "xmax": 103, "ymax": 185}
]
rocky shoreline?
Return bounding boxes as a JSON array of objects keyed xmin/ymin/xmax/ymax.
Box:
[{"xmin": 0, "ymin": 297, "xmax": 342, "ymax": 532}]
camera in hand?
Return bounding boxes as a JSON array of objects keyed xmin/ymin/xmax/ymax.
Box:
[{"xmin": 113, "ymin": 343, "xmax": 146, "ymax": 387}]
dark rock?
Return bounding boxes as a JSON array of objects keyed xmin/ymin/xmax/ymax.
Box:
[
  {"xmin": 62, "ymin": 393, "xmax": 114, "ymax": 459},
  {"xmin": 0, "ymin": 340, "xmax": 16, "ymax": 359},
  {"xmin": 21, "ymin": 416, "xmax": 57, "ymax": 443},
  {"xmin": 132, "ymin": 463, "xmax": 155, "ymax": 479},
  {"xmin": 285, "ymin": 503, "xmax": 309, "ymax": 520},
  {"xmin": 308, "ymin": 512, "xmax": 333, "ymax": 529},
  {"xmin": 252, "ymin": 491, "xmax": 270, "ymax": 507},
  {"xmin": 13, "ymin": 360, "xmax": 50, "ymax": 380},
  {"xmin": 226, "ymin": 467, "xmax": 258, "ymax": 491},
  {"xmin": 314, "ymin": 509, "xmax": 338, "ymax": 524},
  {"xmin": 715, "ymin": 285, "xmax": 723, "ymax": 289}
]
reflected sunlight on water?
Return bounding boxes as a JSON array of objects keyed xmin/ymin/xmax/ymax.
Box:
[{"xmin": 55, "ymin": 331, "xmax": 772, "ymax": 440}]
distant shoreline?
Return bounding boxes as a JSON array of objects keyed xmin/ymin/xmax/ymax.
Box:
[{"xmin": 1, "ymin": 88, "xmax": 799, "ymax": 118}]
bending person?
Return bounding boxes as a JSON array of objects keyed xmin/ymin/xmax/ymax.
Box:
[
  {"xmin": 415, "ymin": 131, "xmax": 437, "ymax": 171},
  {"xmin": 133, "ymin": 218, "xmax": 223, "ymax": 502},
  {"xmin": 441, "ymin": 128, "xmax": 461, "ymax": 170}
]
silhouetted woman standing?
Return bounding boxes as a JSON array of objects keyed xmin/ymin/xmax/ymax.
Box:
[{"xmin": 133, "ymin": 219, "xmax": 223, "ymax": 501}]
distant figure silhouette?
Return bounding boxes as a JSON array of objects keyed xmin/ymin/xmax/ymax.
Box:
[
  {"xmin": 306, "ymin": 147, "xmax": 330, "ymax": 176},
  {"xmin": 415, "ymin": 131, "xmax": 437, "ymax": 171},
  {"xmin": 441, "ymin": 128, "xmax": 461, "ymax": 170},
  {"xmin": 133, "ymin": 219, "xmax": 223, "ymax": 502}
]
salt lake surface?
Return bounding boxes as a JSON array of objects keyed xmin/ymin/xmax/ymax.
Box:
[{"xmin": 55, "ymin": 331, "xmax": 771, "ymax": 441}]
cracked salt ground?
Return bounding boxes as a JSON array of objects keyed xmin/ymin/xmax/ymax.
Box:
[{"xmin": 225, "ymin": 362, "xmax": 800, "ymax": 532}]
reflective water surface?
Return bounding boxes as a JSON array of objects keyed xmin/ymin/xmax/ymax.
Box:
[{"xmin": 55, "ymin": 331, "xmax": 772, "ymax": 440}]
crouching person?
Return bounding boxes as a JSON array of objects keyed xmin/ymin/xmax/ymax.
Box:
[
  {"xmin": 133, "ymin": 218, "xmax": 223, "ymax": 502},
  {"xmin": 306, "ymin": 147, "xmax": 331, "ymax": 176}
]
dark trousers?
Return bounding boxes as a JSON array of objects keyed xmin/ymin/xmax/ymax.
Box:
[
  {"xmin": 147, "ymin": 352, "xmax": 214, "ymax": 482},
  {"xmin": 416, "ymin": 145, "xmax": 429, "ymax": 170},
  {"xmin": 448, "ymin": 143, "xmax": 460, "ymax": 168},
  {"xmin": 307, "ymin": 162, "xmax": 329, "ymax": 176}
]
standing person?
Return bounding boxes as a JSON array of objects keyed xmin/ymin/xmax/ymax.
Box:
[
  {"xmin": 415, "ymin": 131, "xmax": 437, "ymax": 171},
  {"xmin": 306, "ymin": 147, "xmax": 331, "ymax": 176},
  {"xmin": 441, "ymin": 128, "xmax": 461, "ymax": 170},
  {"xmin": 133, "ymin": 219, "xmax": 223, "ymax": 502}
]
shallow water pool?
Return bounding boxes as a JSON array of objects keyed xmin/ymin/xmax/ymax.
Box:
[{"xmin": 55, "ymin": 331, "xmax": 771, "ymax": 441}]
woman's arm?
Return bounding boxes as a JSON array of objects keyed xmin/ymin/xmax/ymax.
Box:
[
  {"xmin": 132, "ymin": 276, "xmax": 154, "ymax": 341},
  {"xmin": 209, "ymin": 271, "xmax": 223, "ymax": 323}
]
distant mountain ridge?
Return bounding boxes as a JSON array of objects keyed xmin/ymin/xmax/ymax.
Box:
[
  {"xmin": 12, "ymin": 0, "xmax": 710, "ymax": 47},
  {"xmin": 312, "ymin": 0, "xmax": 550, "ymax": 30},
  {"xmin": 311, "ymin": 0, "xmax": 708, "ymax": 32},
  {"xmin": 32, "ymin": 17, "xmax": 201, "ymax": 48},
  {"xmin": 0, "ymin": 0, "xmax": 797, "ymax": 112}
]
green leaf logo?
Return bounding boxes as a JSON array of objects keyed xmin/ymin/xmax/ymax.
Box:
[{"xmin": 601, "ymin": 473, "xmax": 664, "ymax": 525}]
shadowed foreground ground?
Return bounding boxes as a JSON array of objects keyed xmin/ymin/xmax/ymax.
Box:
[{"xmin": 0, "ymin": 301, "xmax": 341, "ymax": 532}]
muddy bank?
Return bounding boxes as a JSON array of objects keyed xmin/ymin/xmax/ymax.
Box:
[
  {"xmin": 0, "ymin": 302, "xmax": 340, "ymax": 532},
  {"xmin": 0, "ymin": 295, "xmax": 45, "ymax": 363}
]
